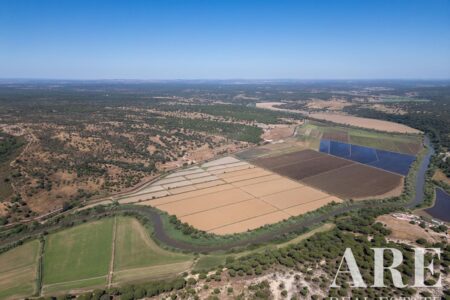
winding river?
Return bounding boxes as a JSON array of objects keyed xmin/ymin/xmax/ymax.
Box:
[{"xmin": 0, "ymin": 135, "xmax": 436, "ymax": 252}]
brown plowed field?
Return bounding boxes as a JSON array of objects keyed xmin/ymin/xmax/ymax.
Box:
[
  {"xmin": 180, "ymin": 199, "xmax": 277, "ymax": 231},
  {"xmin": 157, "ymin": 188, "xmax": 254, "ymax": 217},
  {"xmin": 239, "ymin": 178, "xmax": 302, "ymax": 197},
  {"xmin": 210, "ymin": 211, "xmax": 291, "ymax": 235},
  {"xmin": 284, "ymin": 196, "xmax": 341, "ymax": 216},
  {"xmin": 138, "ymin": 184, "xmax": 235, "ymax": 206},
  {"xmin": 302, "ymin": 164, "xmax": 403, "ymax": 199},
  {"xmin": 322, "ymin": 130, "xmax": 349, "ymax": 142},
  {"xmin": 251, "ymin": 149, "xmax": 323, "ymax": 168},
  {"xmin": 251, "ymin": 149, "xmax": 403, "ymax": 199},
  {"xmin": 133, "ymin": 155, "xmax": 344, "ymax": 234},
  {"xmin": 230, "ymin": 174, "xmax": 281, "ymax": 187},
  {"xmin": 272, "ymin": 155, "xmax": 353, "ymax": 180},
  {"xmin": 261, "ymin": 186, "xmax": 329, "ymax": 210},
  {"xmin": 219, "ymin": 169, "xmax": 272, "ymax": 183}
]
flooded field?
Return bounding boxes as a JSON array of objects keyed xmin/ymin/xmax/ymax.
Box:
[{"xmin": 425, "ymin": 188, "xmax": 450, "ymax": 222}]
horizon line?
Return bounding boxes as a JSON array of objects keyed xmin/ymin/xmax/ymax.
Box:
[{"xmin": 1, "ymin": 77, "xmax": 450, "ymax": 82}]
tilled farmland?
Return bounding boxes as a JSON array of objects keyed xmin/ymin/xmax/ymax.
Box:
[
  {"xmin": 252, "ymin": 149, "xmax": 404, "ymax": 200},
  {"xmin": 119, "ymin": 156, "xmax": 342, "ymax": 234}
]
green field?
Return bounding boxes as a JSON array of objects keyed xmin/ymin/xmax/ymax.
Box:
[
  {"xmin": 111, "ymin": 217, "xmax": 193, "ymax": 285},
  {"xmin": 114, "ymin": 217, "xmax": 191, "ymax": 271},
  {"xmin": 34, "ymin": 217, "xmax": 193, "ymax": 295},
  {"xmin": 0, "ymin": 240, "xmax": 39, "ymax": 300},
  {"xmin": 298, "ymin": 121, "xmax": 422, "ymax": 154},
  {"xmin": 43, "ymin": 218, "xmax": 114, "ymax": 285}
]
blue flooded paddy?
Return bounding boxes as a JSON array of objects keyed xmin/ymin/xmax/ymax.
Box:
[
  {"xmin": 319, "ymin": 139, "xmax": 416, "ymax": 176},
  {"xmin": 425, "ymin": 188, "xmax": 450, "ymax": 222}
]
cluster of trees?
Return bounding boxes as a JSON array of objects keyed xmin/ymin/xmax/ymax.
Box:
[
  {"xmin": 150, "ymin": 116, "xmax": 263, "ymax": 144},
  {"xmin": 168, "ymin": 215, "xmax": 213, "ymax": 239},
  {"xmin": 152, "ymin": 103, "xmax": 302, "ymax": 124},
  {"xmin": 0, "ymin": 132, "xmax": 24, "ymax": 162},
  {"xmin": 434, "ymin": 152, "xmax": 450, "ymax": 178},
  {"xmin": 35, "ymin": 277, "xmax": 186, "ymax": 300},
  {"xmin": 223, "ymin": 209, "xmax": 449, "ymax": 298}
]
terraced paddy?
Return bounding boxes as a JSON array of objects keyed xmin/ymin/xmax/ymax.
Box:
[
  {"xmin": 134, "ymin": 156, "xmax": 342, "ymax": 234},
  {"xmin": 0, "ymin": 217, "xmax": 193, "ymax": 298}
]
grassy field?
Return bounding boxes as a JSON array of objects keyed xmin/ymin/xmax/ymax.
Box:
[
  {"xmin": 43, "ymin": 218, "xmax": 114, "ymax": 285},
  {"xmin": 4, "ymin": 218, "xmax": 332, "ymax": 296},
  {"xmin": 0, "ymin": 240, "xmax": 39, "ymax": 300},
  {"xmin": 113, "ymin": 217, "xmax": 193, "ymax": 282},
  {"xmin": 298, "ymin": 121, "xmax": 422, "ymax": 153},
  {"xmin": 35, "ymin": 216, "xmax": 193, "ymax": 294},
  {"xmin": 113, "ymin": 261, "xmax": 193, "ymax": 285}
]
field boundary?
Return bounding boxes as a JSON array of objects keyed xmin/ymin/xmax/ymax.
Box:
[
  {"xmin": 35, "ymin": 237, "xmax": 45, "ymax": 297},
  {"xmin": 107, "ymin": 217, "xmax": 117, "ymax": 289},
  {"xmin": 42, "ymin": 275, "xmax": 107, "ymax": 291}
]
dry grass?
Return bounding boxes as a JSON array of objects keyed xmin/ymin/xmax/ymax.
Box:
[
  {"xmin": 376, "ymin": 215, "xmax": 444, "ymax": 243},
  {"xmin": 433, "ymin": 169, "xmax": 450, "ymax": 185},
  {"xmin": 309, "ymin": 113, "xmax": 421, "ymax": 133},
  {"xmin": 0, "ymin": 240, "xmax": 39, "ymax": 300}
]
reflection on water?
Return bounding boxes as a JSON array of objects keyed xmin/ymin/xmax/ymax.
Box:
[{"xmin": 425, "ymin": 188, "xmax": 450, "ymax": 222}]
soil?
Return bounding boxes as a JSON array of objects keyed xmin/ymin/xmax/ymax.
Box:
[
  {"xmin": 302, "ymin": 163, "xmax": 403, "ymax": 199},
  {"xmin": 262, "ymin": 125, "xmax": 296, "ymax": 141},
  {"xmin": 377, "ymin": 215, "xmax": 448, "ymax": 244},
  {"xmin": 309, "ymin": 113, "xmax": 421, "ymax": 133}
]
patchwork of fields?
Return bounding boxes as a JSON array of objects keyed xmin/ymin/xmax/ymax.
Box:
[
  {"xmin": 252, "ymin": 149, "xmax": 404, "ymax": 199},
  {"xmin": 114, "ymin": 121, "xmax": 423, "ymax": 233},
  {"xmin": 135, "ymin": 157, "xmax": 341, "ymax": 234},
  {"xmin": 0, "ymin": 217, "xmax": 193, "ymax": 298},
  {"xmin": 297, "ymin": 121, "xmax": 422, "ymax": 155}
]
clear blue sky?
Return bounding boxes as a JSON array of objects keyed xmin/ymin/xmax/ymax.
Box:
[{"xmin": 1, "ymin": 0, "xmax": 449, "ymax": 79}]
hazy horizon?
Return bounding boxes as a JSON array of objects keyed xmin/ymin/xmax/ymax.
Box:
[{"xmin": 2, "ymin": 0, "xmax": 449, "ymax": 79}]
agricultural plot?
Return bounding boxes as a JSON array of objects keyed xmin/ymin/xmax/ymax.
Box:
[
  {"xmin": 0, "ymin": 240, "xmax": 39, "ymax": 300},
  {"xmin": 298, "ymin": 121, "xmax": 422, "ymax": 155},
  {"xmin": 42, "ymin": 218, "xmax": 114, "ymax": 292},
  {"xmin": 137, "ymin": 156, "xmax": 342, "ymax": 234},
  {"xmin": 112, "ymin": 217, "xmax": 192, "ymax": 285},
  {"xmin": 319, "ymin": 139, "xmax": 416, "ymax": 176},
  {"xmin": 252, "ymin": 149, "xmax": 404, "ymax": 200},
  {"xmin": 38, "ymin": 217, "xmax": 193, "ymax": 295},
  {"xmin": 322, "ymin": 130, "xmax": 349, "ymax": 142},
  {"xmin": 114, "ymin": 159, "xmax": 255, "ymax": 204},
  {"xmin": 308, "ymin": 113, "xmax": 421, "ymax": 133}
]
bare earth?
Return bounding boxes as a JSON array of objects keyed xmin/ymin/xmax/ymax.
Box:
[
  {"xmin": 376, "ymin": 215, "xmax": 448, "ymax": 244},
  {"xmin": 309, "ymin": 113, "xmax": 421, "ymax": 133},
  {"xmin": 433, "ymin": 169, "xmax": 450, "ymax": 185},
  {"xmin": 134, "ymin": 157, "xmax": 342, "ymax": 234},
  {"xmin": 262, "ymin": 125, "xmax": 296, "ymax": 141}
]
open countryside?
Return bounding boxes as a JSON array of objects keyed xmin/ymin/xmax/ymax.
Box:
[{"xmin": 1, "ymin": 0, "xmax": 450, "ymax": 297}]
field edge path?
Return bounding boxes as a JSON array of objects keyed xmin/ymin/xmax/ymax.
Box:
[{"xmin": 107, "ymin": 217, "xmax": 117, "ymax": 289}]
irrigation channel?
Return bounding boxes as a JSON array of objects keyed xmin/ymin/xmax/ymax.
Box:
[{"xmin": 0, "ymin": 137, "xmax": 435, "ymax": 253}]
